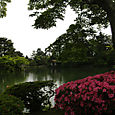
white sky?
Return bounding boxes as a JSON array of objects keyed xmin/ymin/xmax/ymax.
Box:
[{"xmin": 0, "ymin": 0, "xmax": 112, "ymax": 57}]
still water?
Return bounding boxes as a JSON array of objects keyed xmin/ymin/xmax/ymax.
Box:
[{"xmin": 0, "ymin": 66, "xmax": 113, "ymax": 93}]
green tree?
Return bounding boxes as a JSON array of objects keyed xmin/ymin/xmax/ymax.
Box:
[
  {"xmin": 88, "ymin": 32, "xmax": 112, "ymax": 65},
  {"xmin": 36, "ymin": 48, "xmax": 45, "ymax": 56},
  {"xmin": 14, "ymin": 56, "xmax": 29, "ymax": 70},
  {"xmin": 0, "ymin": 55, "xmax": 29, "ymax": 71},
  {"xmin": 0, "ymin": 37, "xmax": 24, "ymax": 57},
  {"xmin": 45, "ymin": 20, "xmax": 112, "ymax": 65},
  {"xmin": 0, "ymin": 0, "xmax": 11, "ymax": 18},
  {"xmin": 45, "ymin": 14, "xmax": 96, "ymax": 65},
  {"xmin": 0, "ymin": 37, "xmax": 15, "ymax": 56},
  {"xmin": 14, "ymin": 51, "xmax": 24, "ymax": 57},
  {"xmin": 28, "ymin": 0, "xmax": 115, "ymax": 48},
  {"xmin": 31, "ymin": 48, "xmax": 47, "ymax": 65}
]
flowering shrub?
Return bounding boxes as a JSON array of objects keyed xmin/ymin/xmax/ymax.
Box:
[{"xmin": 55, "ymin": 71, "xmax": 115, "ymax": 115}]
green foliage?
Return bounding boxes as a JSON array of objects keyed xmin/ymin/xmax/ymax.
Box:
[
  {"xmin": 87, "ymin": 33, "xmax": 113, "ymax": 66},
  {"xmin": 28, "ymin": 0, "xmax": 115, "ymax": 50},
  {"xmin": 0, "ymin": 55, "xmax": 15, "ymax": 71},
  {"xmin": 3, "ymin": 80, "xmax": 56, "ymax": 113},
  {"xmin": 0, "ymin": 55, "xmax": 29, "ymax": 71},
  {"xmin": 0, "ymin": 0, "xmax": 11, "ymax": 18},
  {"xmin": 45, "ymin": 16, "xmax": 112, "ymax": 66},
  {"xmin": 28, "ymin": 0, "xmax": 115, "ymax": 66},
  {"xmin": 28, "ymin": 0, "xmax": 67, "ymax": 29},
  {"xmin": 0, "ymin": 37, "xmax": 15, "ymax": 57},
  {"xmin": 14, "ymin": 56, "xmax": 29, "ymax": 70},
  {"xmin": 30, "ymin": 48, "xmax": 47, "ymax": 66},
  {"xmin": 28, "ymin": 0, "xmax": 110, "ymax": 29},
  {"xmin": 106, "ymin": 49, "xmax": 115, "ymax": 65},
  {"xmin": 0, "ymin": 37, "xmax": 24, "ymax": 57},
  {"xmin": 0, "ymin": 94, "xmax": 24, "ymax": 115}
]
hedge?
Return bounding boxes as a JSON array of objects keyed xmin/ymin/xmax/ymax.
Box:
[
  {"xmin": 3, "ymin": 80, "xmax": 55, "ymax": 113},
  {"xmin": 0, "ymin": 94, "xmax": 24, "ymax": 115}
]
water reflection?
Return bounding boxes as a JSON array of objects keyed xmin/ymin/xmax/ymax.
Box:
[
  {"xmin": 24, "ymin": 66, "xmax": 113, "ymax": 88},
  {"xmin": 0, "ymin": 70, "xmax": 28, "ymax": 93},
  {"xmin": 0, "ymin": 66, "xmax": 113, "ymax": 93},
  {"xmin": 24, "ymin": 67, "xmax": 66, "ymax": 87},
  {"xmin": 25, "ymin": 73, "xmax": 38, "ymax": 82}
]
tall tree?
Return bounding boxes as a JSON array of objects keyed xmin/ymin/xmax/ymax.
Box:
[
  {"xmin": 0, "ymin": 0, "xmax": 11, "ymax": 18},
  {"xmin": 14, "ymin": 51, "xmax": 24, "ymax": 57},
  {"xmin": 0, "ymin": 37, "xmax": 24, "ymax": 57},
  {"xmin": 28, "ymin": 0, "xmax": 115, "ymax": 48},
  {"xmin": 31, "ymin": 48, "xmax": 46, "ymax": 65},
  {"xmin": 0, "ymin": 37, "xmax": 15, "ymax": 56}
]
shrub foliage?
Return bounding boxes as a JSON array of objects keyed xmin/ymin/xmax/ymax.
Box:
[
  {"xmin": 55, "ymin": 71, "xmax": 115, "ymax": 115},
  {"xmin": 4, "ymin": 80, "xmax": 55, "ymax": 112},
  {"xmin": 0, "ymin": 55, "xmax": 29, "ymax": 71},
  {"xmin": 0, "ymin": 94, "xmax": 24, "ymax": 115}
]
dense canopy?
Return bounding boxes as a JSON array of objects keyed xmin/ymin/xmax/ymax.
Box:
[{"xmin": 28, "ymin": 0, "xmax": 115, "ymax": 48}]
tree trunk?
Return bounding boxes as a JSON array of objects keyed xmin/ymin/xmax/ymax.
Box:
[
  {"xmin": 98, "ymin": 0, "xmax": 115, "ymax": 49},
  {"xmin": 108, "ymin": 12, "xmax": 115, "ymax": 49}
]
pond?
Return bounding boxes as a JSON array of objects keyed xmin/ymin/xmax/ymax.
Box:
[{"xmin": 0, "ymin": 66, "xmax": 113, "ymax": 93}]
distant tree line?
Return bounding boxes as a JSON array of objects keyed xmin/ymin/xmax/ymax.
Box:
[
  {"xmin": 29, "ymin": 48, "xmax": 47, "ymax": 66},
  {"xmin": 45, "ymin": 21, "xmax": 115, "ymax": 66},
  {"xmin": 29, "ymin": 16, "xmax": 115, "ymax": 67},
  {"xmin": 45, "ymin": 32, "xmax": 114, "ymax": 67},
  {"xmin": 0, "ymin": 37, "xmax": 29, "ymax": 71},
  {"xmin": 30, "ymin": 33, "xmax": 115, "ymax": 67},
  {"xmin": 27, "ymin": 0, "xmax": 115, "ymax": 67}
]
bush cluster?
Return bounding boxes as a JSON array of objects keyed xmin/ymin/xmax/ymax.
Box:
[
  {"xmin": 0, "ymin": 55, "xmax": 29, "ymax": 71},
  {"xmin": 4, "ymin": 80, "xmax": 55, "ymax": 112},
  {"xmin": 55, "ymin": 71, "xmax": 115, "ymax": 115},
  {"xmin": 0, "ymin": 94, "xmax": 24, "ymax": 115}
]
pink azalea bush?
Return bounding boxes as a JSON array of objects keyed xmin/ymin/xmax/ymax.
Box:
[{"xmin": 55, "ymin": 71, "xmax": 115, "ymax": 115}]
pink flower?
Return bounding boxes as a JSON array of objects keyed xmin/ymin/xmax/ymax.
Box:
[
  {"xmin": 103, "ymin": 88, "xmax": 107, "ymax": 92},
  {"xmin": 103, "ymin": 82, "xmax": 109, "ymax": 87},
  {"xmin": 55, "ymin": 71, "xmax": 115, "ymax": 115},
  {"xmin": 93, "ymin": 87, "xmax": 99, "ymax": 92},
  {"xmin": 102, "ymin": 103, "xmax": 105, "ymax": 107},
  {"xmin": 87, "ymin": 96, "xmax": 90, "ymax": 100},
  {"xmin": 65, "ymin": 112, "xmax": 68, "ymax": 115},
  {"xmin": 80, "ymin": 101, "xmax": 84, "ymax": 107},
  {"xmin": 89, "ymin": 87, "xmax": 92, "ymax": 91},
  {"xmin": 82, "ymin": 95, "xmax": 86, "ymax": 101},
  {"xmin": 70, "ymin": 111, "xmax": 75, "ymax": 115},
  {"xmin": 103, "ymin": 107, "xmax": 107, "ymax": 111},
  {"xmin": 108, "ymin": 94, "xmax": 114, "ymax": 98},
  {"xmin": 88, "ymin": 103, "xmax": 92, "ymax": 107}
]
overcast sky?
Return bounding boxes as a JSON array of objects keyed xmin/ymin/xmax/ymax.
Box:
[{"xmin": 0, "ymin": 0, "xmax": 112, "ymax": 57}]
